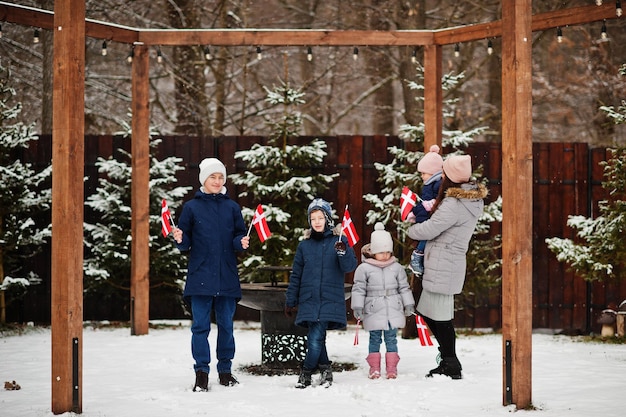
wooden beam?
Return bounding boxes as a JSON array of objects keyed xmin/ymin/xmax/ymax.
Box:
[
  {"xmin": 50, "ymin": 0, "xmax": 84, "ymax": 414},
  {"xmin": 130, "ymin": 43, "xmax": 151, "ymax": 336},
  {"xmin": 423, "ymin": 44, "xmax": 442, "ymax": 151},
  {"xmin": 501, "ymin": 0, "xmax": 533, "ymax": 409},
  {"xmin": 1, "ymin": 1, "xmax": 620, "ymax": 47}
]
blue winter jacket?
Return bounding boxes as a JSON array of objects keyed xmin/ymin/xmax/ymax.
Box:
[
  {"xmin": 285, "ymin": 226, "xmax": 357, "ymax": 330},
  {"xmin": 411, "ymin": 171, "xmax": 442, "ymax": 223},
  {"xmin": 176, "ymin": 189, "xmax": 247, "ymax": 301}
]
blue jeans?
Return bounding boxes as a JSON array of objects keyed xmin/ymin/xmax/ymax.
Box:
[
  {"xmin": 368, "ymin": 326, "xmax": 398, "ymax": 353},
  {"xmin": 190, "ymin": 295, "xmax": 237, "ymax": 374},
  {"xmin": 303, "ymin": 321, "xmax": 330, "ymax": 371}
]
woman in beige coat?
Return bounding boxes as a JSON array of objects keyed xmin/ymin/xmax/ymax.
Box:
[{"xmin": 407, "ymin": 154, "xmax": 488, "ymax": 379}]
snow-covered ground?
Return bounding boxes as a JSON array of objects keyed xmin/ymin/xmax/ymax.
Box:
[{"xmin": 1, "ymin": 320, "xmax": 624, "ymax": 417}]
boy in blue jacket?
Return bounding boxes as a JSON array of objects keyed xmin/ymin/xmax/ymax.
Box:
[
  {"xmin": 285, "ymin": 198, "xmax": 357, "ymax": 388},
  {"xmin": 173, "ymin": 158, "xmax": 250, "ymax": 392}
]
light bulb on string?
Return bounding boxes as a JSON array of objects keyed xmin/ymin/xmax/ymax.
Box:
[
  {"xmin": 411, "ymin": 47, "xmax": 417, "ymax": 63},
  {"xmin": 204, "ymin": 46, "xmax": 212, "ymax": 60},
  {"xmin": 127, "ymin": 46, "xmax": 134, "ymax": 64},
  {"xmin": 617, "ymin": 0, "xmax": 623, "ymax": 17},
  {"xmin": 596, "ymin": 0, "xmax": 603, "ymax": 5},
  {"xmin": 487, "ymin": 39, "xmax": 493, "ymax": 55},
  {"xmin": 33, "ymin": 29, "xmax": 40, "ymax": 44},
  {"xmin": 307, "ymin": 46, "xmax": 313, "ymax": 62},
  {"xmin": 353, "ymin": 47, "xmax": 359, "ymax": 61},
  {"xmin": 256, "ymin": 46, "xmax": 262, "ymax": 60},
  {"xmin": 601, "ymin": 20, "xmax": 608, "ymax": 39},
  {"xmin": 557, "ymin": 27, "xmax": 563, "ymax": 43},
  {"xmin": 101, "ymin": 41, "xmax": 107, "ymax": 56},
  {"xmin": 454, "ymin": 43, "xmax": 460, "ymax": 58},
  {"xmin": 157, "ymin": 47, "xmax": 163, "ymax": 63}
]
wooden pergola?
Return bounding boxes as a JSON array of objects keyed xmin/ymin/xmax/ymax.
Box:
[{"xmin": 1, "ymin": 0, "xmax": 622, "ymax": 414}]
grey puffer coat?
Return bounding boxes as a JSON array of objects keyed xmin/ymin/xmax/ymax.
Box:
[
  {"xmin": 407, "ymin": 182, "xmax": 488, "ymax": 295},
  {"xmin": 351, "ymin": 244, "xmax": 415, "ymax": 331}
]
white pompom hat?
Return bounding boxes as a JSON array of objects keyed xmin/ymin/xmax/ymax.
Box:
[{"xmin": 370, "ymin": 222, "xmax": 393, "ymax": 254}]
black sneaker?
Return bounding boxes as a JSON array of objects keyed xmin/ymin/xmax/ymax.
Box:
[
  {"xmin": 193, "ymin": 370, "xmax": 209, "ymax": 392},
  {"xmin": 218, "ymin": 373, "xmax": 239, "ymax": 387}
]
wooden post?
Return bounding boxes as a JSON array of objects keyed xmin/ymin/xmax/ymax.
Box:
[
  {"xmin": 501, "ymin": 0, "xmax": 533, "ymax": 409},
  {"xmin": 51, "ymin": 0, "xmax": 84, "ymax": 414},
  {"xmin": 130, "ymin": 43, "xmax": 151, "ymax": 336},
  {"xmin": 423, "ymin": 44, "xmax": 442, "ymax": 151}
]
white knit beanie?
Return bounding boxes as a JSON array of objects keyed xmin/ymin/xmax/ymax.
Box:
[
  {"xmin": 443, "ymin": 154, "xmax": 472, "ymax": 183},
  {"xmin": 198, "ymin": 158, "xmax": 227, "ymax": 185},
  {"xmin": 370, "ymin": 222, "xmax": 393, "ymax": 254}
]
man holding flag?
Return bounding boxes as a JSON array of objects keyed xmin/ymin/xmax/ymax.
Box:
[{"xmin": 172, "ymin": 157, "xmax": 250, "ymax": 392}]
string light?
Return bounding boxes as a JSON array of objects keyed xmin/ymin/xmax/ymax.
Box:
[
  {"xmin": 306, "ymin": 46, "xmax": 313, "ymax": 62},
  {"xmin": 617, "ymin": 0, "xmax": 623, "ymax": 17},
  {"xmin": 601, "ymin": 20, "xmax": 608, "ymax": 39},
  {"xmin": 353, "ymin": 46, "xmax": 359, "ymax": 61},
  {"xmin": 256, "ymin": 46, "xmax": 262, "ymax": 60},
  {"xmin": 101, "ymin": 40, "xmax": 107, "ymax": 56},
  {"xmin": 596, "ymin": 0, "xmax": 603, "ymax": 4},
  {"xmin": 157, "ymin": 46, "xmax": 163, "ymax": 63},
  {"xmin": 487, "ymin": 39, "xmax": 493, "ymax": 55},
  {"xmin": 411, "ymin": 47, "xmax": 417, "ymax": 63},
  {"xmin": 33, "ymin": 28, "xmax": 40, "ymax": 43},
  {"xmin": 204, "ymin": 46, "xmax": 212, "ymax": 60},
  {"xmin": 127, "ymin": 46, "xmax": 134, "ymax": 64},
  {"xmin": 454, "ymin": 43, "xmax": 460, "ymax": 57},
  {"xmin": 557, "ymin": 27, "xmax": 563, "ymax": 43}
]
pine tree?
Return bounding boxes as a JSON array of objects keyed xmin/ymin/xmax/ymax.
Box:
[
  {"xmin": 364, "ymin": 66, "xmax": 502, "ymax": 324},
  {"xmin": 83, "ymin": 138, "xmax": 192, "ymax": 310},
  {"xmin": 231, "ymin": 83, "xmax": 338, "ymax": 283},
  {"xmin": 0, "ymin": 64, "xmax": 51, "ymax": 323},
  {"xmin": 546, "ymin": 64, "xmax": 626, "ymax": 282}
]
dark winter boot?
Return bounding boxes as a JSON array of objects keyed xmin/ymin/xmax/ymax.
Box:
[
  {"xmin": 365, "ymin": 352, "xmax": 382, "ymax": 379},
  {"xmin": 426, "ymin": 356, "xmax": 462, "ymax": 379},
  {"xmin": 295, "ymin": 368, "xmax": 313, "ymax": 389},
  {"xmin": 318, "ymin": 363, "xmax": 333, "ymax": 387},
  {"xmin": 218, "ymin": 373, "xmax": 239, "ymax": 387},
  {"xmin": 193, "ymin": 370, "xmax": 209, "ymax": 392}
]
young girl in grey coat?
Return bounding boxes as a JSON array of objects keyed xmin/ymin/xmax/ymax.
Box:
[
  {"xmin": 407, "ymin": 154, "xmax": 488, "ymax": 380},
  {"xmin": 351, "ymin": 223, "xmax": 415, "ymax": 379}
]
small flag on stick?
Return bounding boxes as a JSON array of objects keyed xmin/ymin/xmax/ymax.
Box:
[
  {"xmin": 400, "ymin": 186, "xmax": 417, "ymax": 221},
  {"xmin": 161, "ymin": 199, "xmax": 175, "ymax": 237},
  {"xmin": 250, "ymin": 204, "xmax": 271, "ymax": 243},
  {"xmin": 415, "ymin": 314, "xmax": 434, "ymax": 346},
  {"xmin": 340, "ymin": 206, "xmax": 359, "ymax": 247}
]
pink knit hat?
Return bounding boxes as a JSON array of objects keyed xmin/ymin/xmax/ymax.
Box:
[
  {"xmin": 443, "ymin": 155, "xmax": 472, "ymax": 183},
  {"xmin": 417, "ymin": 145, "xmax": 444, "ymax": 175}
]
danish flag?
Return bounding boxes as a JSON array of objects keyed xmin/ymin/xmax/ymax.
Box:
[
  {"xmin": 400, "ymin": 186, "xmax": 418, "ymax": 221},
  {"xmin": 252, "ymin": 204, "xmax": 272, "ymax": 243},
  {"xmin": 415, "ymin": 314, "xmax": 434, "ymax": 346},
  {"xmin": 341, "ymin": 207, "xmax": 359, "ymax": 247},
  {"xmin": 161, "ymin": 199, "xmax": 174, "ymax": 237}
]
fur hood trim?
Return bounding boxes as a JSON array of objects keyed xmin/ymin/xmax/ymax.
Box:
[{"xmin": 445, "ymin": 182, "xmax": 488, "ymax": 200}]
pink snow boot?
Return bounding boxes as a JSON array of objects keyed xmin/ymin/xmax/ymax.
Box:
[
  {"xmin": 385, "ymin": 352, "xmax": 400, "ymax": 379},
  {"xmin": 365, "ymin": 352, "xmax": 381, "ymax": 379}
]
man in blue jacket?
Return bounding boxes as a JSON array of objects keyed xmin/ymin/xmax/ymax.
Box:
[{"xmin": 173, "ymin": 158, "xmax": 250, "ymax": 391}]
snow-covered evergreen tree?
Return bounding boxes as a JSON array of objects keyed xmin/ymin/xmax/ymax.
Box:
[
  {"xmin": 230, "ymin": 83, "xmax": 338, "ymax": 282},
  {"xmin": 0, "ymin": 64, "xmax": 51, "ymax": 323},
  {"xmin": 546, "ymin": 64, "xmax": 626, "ymax": 282},
  {"xmin": 83, "ymin": 137, "xmax": 191, "ymax": 307},
  {"xmin": 364, "ymin": 66, "xmax": 502, "ymax": 320}
]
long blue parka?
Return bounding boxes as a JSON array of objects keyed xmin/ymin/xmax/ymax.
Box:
[
  {"xmin": 285, "ymin": 226, "xmax": 357, "ymax": 330},
  {"xmin": 176, "ymin": 190, "xmax": 247, "ymax": 301}
]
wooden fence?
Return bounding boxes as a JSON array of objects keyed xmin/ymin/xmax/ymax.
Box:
[{"xmin": 12, "ymin": 135, "xmax": 626, "ymax": 333}]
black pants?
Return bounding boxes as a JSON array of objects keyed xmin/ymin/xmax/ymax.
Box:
[{"xmin": 421, "ymin": 314, "xmax": 456, "ymax": 358}]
